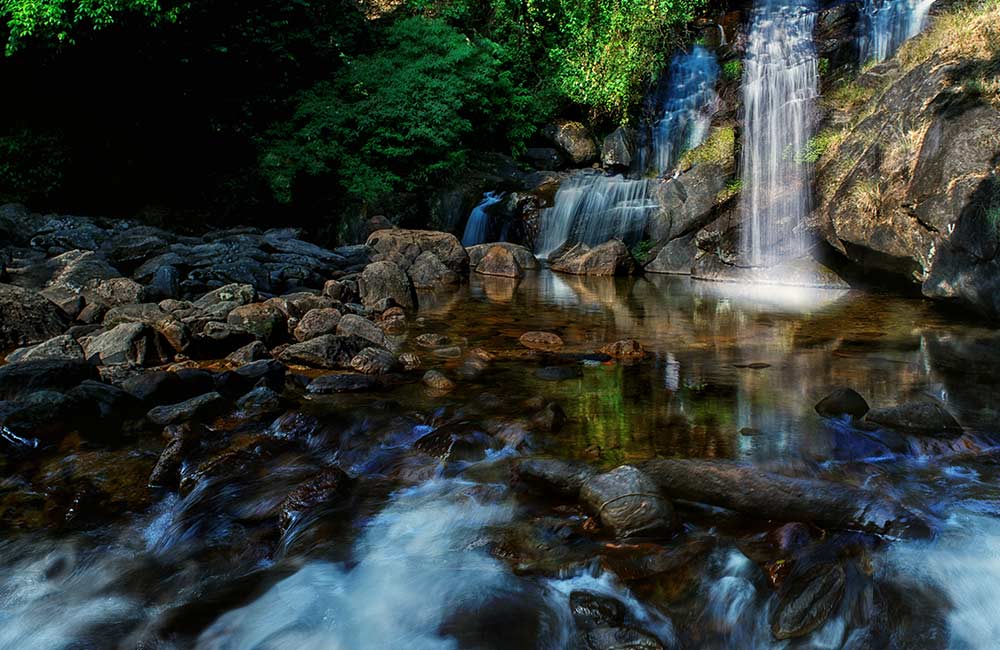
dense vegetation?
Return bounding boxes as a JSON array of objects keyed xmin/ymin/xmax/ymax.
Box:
[{"xmin": 0, "ymin": 0, "xmax": 705, "ymax": 233}]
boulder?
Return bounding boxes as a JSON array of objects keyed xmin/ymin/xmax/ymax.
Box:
[
  {"xmin": 543, "ymin": 120, "xmax": 598, "ymax": 165},
  {"xmin": 6, "ymin": 334, "xmax": 84, "ymax": 363},
  {"xmin": 422, "ymin": 369, "xmax": 456, "ymax": 392},
  {"xmin": 468, "ymin": 242, "xmax": 539, "ymax": 270},
  {"xmin": 551, "ymin": 241, "xmax": 637, "ymax": 276},
  {"xmin": 293, "ymin": 308, "xmax": 343, "ymax": 342},
  {"xmin": 192, "ymin": 283, "xmax": 257, "ymax": 311},
  {"xmin": 0, "ymin": 359, "xmax": 99, "ymax": 400},
  {"xmin": 336, "ymin": 313, "xmax": 388, "ymax": 349},
  {"xmin": 514, "ymin": 458, "xmax": 598, "ymax": 499},
  {"xmin": 580, "ymin": 465, "xmax": 675, "ymax": 539},
  {"xmin": 865, "ymin": 401, "xmax": 963, "ymax": 437},
  {"xmin": 358, "ymin": 261, "xmax": 414, "ymax": 309},
  {"xmin": 523, "ymin": 147, "xmax": 566, "ymax": 171},
  {"xmin": 476, "ymin": 245, "xmax": 524, "ymax": 278},
  {"xmin": 225, "ymin": 340, "xmax": 272, "ymax": 367},
  {"xmin": 644, "ymin": 233, "xmax": 698, "ymax": 275},
  {"xmin": 83, "ymin": 323, "xmax": 172, "ymax": 366},
  {"xmin": 0, "ymin": 390, "xmax": 88, "ymax": 445},
  {"xmin": 90, "ymin": 277, "xmax": 146, "ymax": 306},
  {"xmin": 519, "ymin": 331, "xmax": 564, "ymax": 351},
  {"xmin": 278, "ymin": 334, "xmax": 367, "ymax": 369},
  {"xmin": 771, "ymin": 563, "xmax": 847, "ymax": 640},
  {"xmin": 306, "ymin": 373, "xmax": 379, "ymax": 394},
  {"xmin": 226, "ymin": 303, "xmax": 287, "ymax": 346},
  {"xmin": 570, "ymin": 591, "xmax": 627, "ymax": 630},
  {"xmin": 583, "ymin": 627, "xmax": 665, "ymax": 650},
  {"xmin": 103, "ymin": 303, "xmax": 190, "ymax": 353},
  {"xmin": 235, "ymin": 386, "xmax": 289, "ymax": 419},
  {"xmin": 366, "ymin": 229, "xmax": 468, "ymax": 275},
  {"xmin": 350, "ymin": 347, "xmax": 396, "ymax": 375},
  {"xmin": 0, "ymin": 284, "xmax": 69, "ymax": 349},
  {"xmin": 408, "ymin": 250, "xmax": 461, "ymax": 288},
  {"xmin": 601, "ymin": 127, "xmax": 637, "ymax": 171},
  {"xmin": 147, "ymin": 392, "xmax": 226, "ymax": 426},
  {"xmin": 815, "ymin": 388, "xmax": 870, "ymax": 420}
]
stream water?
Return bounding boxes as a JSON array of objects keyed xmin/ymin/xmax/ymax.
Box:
[{"xmin": 2, "ymin": 271, "xmax": 999, "ymax": 649}]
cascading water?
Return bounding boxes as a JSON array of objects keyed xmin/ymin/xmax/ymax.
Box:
[
  {"xmin": 739, "ymin": 0, "xmax": 819, "ymax": 268},
  {"xmin": 859, "ymin": 0, "xmax": 935, "ymax": 63},
  {"xmin": 535, "ymin": 46, "xmax": 720, "ymax": 258},
  {"xmin": 461, "ymin": 191, "xmax": 503, "ymax": 247}
]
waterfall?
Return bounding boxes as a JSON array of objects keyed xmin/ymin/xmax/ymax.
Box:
[
  {"xmin": 461, "ymin": 191, "xmax": 503, "ymax": 247},
  {"xmin": 536, "ymin": 46, "xmax": 720, "ymax": 258},
  {"xmin": 739, "ymin": 0, "xmax": 819, "ymax": 268},
  {"xmin": 859, "ymin": 0, "xmax": 935, "ymax": 63}
]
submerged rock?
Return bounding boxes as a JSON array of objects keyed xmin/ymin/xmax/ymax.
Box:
[
  {"xmin": 600, "ymin": 339, "xmax": 647, "ymax": 360},
  {"xmin": 514, "ymin": 458, "xmax": 597, "ymax": 499},
  {"xmin": 815, "ymin": 387, "xmax": 870, "ymax": 420},
  {"xmin": 583, "ymin": 626, "xmax": 665, "ymax": 650},
  {"xmin": 570, "ymin": 591, "xmax": 627, "ymax": 630},
  {"xmin": 306, "ymin": 373, "xmax": 379, "ymax": 394},
  {"xmin": 772, "ymin": 563, "xmax": 847, "ymax": 640},
  {"xmin": 422, "ymin": 369, "xmax": 456, "ymax": 392},
  {"xmin": 865, "ymin": 401, "xmax": 963, "ymax": 437},
  {"xmin": 520, "ymin": 331, "xmax": 564, "ymax": 351},
  {"xmin": 580, "ymin": 465, "xmax": 675, "ymax": 539},
  {"xmin": 278, "ymin": 467, "xmax": 352, "ymax": 533},
  {"xmin": 147, "ymin": 392, "xmax": 226, "ymax": 426},
  {"xmin": 350, "ymin": 347, "xmax": 396, "ymax": 375},
  {"xmin": 550, "ymin": 240, "xmax": 637, "ymax": 276}
]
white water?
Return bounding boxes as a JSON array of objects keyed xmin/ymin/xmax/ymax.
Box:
[
  {"xmin": 461, "ymin": 192, "xmax": 503, "ymax": 247},
  {"xmin": 536, "ymin": 46, "xmax": 720, "ymax": 258},
  {"xmin": 860, "ymin": 0, "xmax": 935, "ymax": 63},
  {"xmin": 740, "ymin": 0, "xmax": 819, "ymax": 268}
]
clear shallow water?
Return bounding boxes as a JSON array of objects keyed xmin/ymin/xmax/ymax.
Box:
[{"xmin": 2, "ymin": 271, "xmax": 1000, "ymax": 649}]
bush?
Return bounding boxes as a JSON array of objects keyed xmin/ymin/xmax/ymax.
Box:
[{"xmin": 0, "ymin": 129, "xmax": 66, "ymax": 203}]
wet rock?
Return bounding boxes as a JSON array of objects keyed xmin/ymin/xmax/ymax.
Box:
[
  {"xmin": 0, "ymin": 389, "xmax": 88, "ymax": 444},
  {"xmin": 83, "ymin": 323, "xmax": 172, "ymax": 366},
  {"xmin": 226, "ymin": 303, "xmax": 287, "ymax": 346},
  {"xmin": 6, "ymin": 334, "xmax": 84, "ymax": 363},
  {"xmin": 644, "ymin": 233, "xmax": 697, "ymax": 275},
  {"xmin": 0, "ymin": 359, "xmax": 97, "ymax": 400},
  {"xmin": 468, "ymin": 242, "xmax": 539, "ymax": 270},
  {"xmin": 415, "ymin": 422, "xmax": 498, "ymax": 461},
  {"xmin": 366, "ymin": 229, "xmax": 468, "ymax": 275},
  {"xmin": 278, "ymin": 334, "xmax": 366, "ymax": 369},
  {"xmin": 772, "ymin": 563, "xmax": 846, "ymax": 640},
  {"xmin": 415, "ymin": 333, "xmax": 452, "ymax": 349},
  {"xmin": 350, "ymin": 347, "xmax": 396, "ymax": 375},
  {"xmin": 358, "ymin": 260, "xmax": 414, "ymax": 309},
  {"xmin": 187, "ymin": 321, "xmax": 256, "ymax": 359},
  {"xmin": 0, "ymin": 284, "xmax": 69, "ymax": 349},
  {"xmin": 336, "ymin": 313, "xmax": 388, "ymax": 349},
  {"xmin": 409, "ymin": 250, "xmax": 461, "ymax": 288},
  {"xmin": 323, "ymin": 278, "xmax": 356, "ymax": 303},
  {"xmin": 535, "ymin": 366, "xmax": 582, "ymax": 381},
  {"xmin": 379, "ymin": 306, "xmax": 407, "ymax": 334},
  {"xmin": 103, "ymin": 303, "xmax": 190, "ymax": 353},
  {"xmin": 149, "ymin": 431, "xmax": 190, "ymax": 489},
  {"xmin": 422, "ymin": 369, "xmax": 456, "ymax": 392},
  {"xmin": 399, "ymin": 352, "xmax": 421, "ymax": 371},
  {"xmin": 865, "ymin": 401, "xmax": 963, "ymax": 437},
  {"xmin": 570, "ymin": 591, "xmax": 627, "ymax": 630},
  {"xmin": 293, "ymin": 307, "xmax": 342, "ymax": 342},
  {"xmin": 602, "ymin": 127, "xmax": 637, "ymax": 171},
  {"xmin": 476, "ymin": 245, "xmax": 524, "ymax": 278},
  {"xmin": 225, "ymin": 340, "xmax": 271, "ymax": 367},
  {"xmin": 235, "ymin": 386, "xmax": 289, "ymax": 419},
  {"xmin": 122, "ymin": 370, "xmax": 195, "ymax": 406},
  {"xmin": 543, "ymin": 119, "xmax": 597, "ymax": 165},
  {"xmin": 520, "ymin": 331, "xmax": 564, "ymax": 351},
  {"xmin": 530, "ymin": 402, "xmax": 567, "ymax": 432},
  {"xmin": 580, "ymin": 465, "xmax": 675, "ymax": 539},
  {"xmin": 306, "ymin": 373, "xmax": 379, "ymax": 394},
  {"xmin": 524, "ymin": 147, "xmax": 566, "ymax": 171},
  {"xmin": 583, "ymin": 626, "xmax": 665, "ymax": 650},
  {"xmin": 147, "ymin": 392, "xmax": 226, "ymax": 426},
  {"xmin": 458, "ymin": 348, "xmax": 493, "ymax": 379},
  {"xmin": 67, "ymin": 380, "xmax": 145, "ymax": 439},
  {"xmin": 279, "ymin": 467, "xmax": 352, "ymax": 533},
  {"xmin": 550, "ymin": 240, "xmax": 637, "ymax": 276},
  {"xmin": 600, "ymin": 340, "xmax": 646, "ymax": 360},
  {"xmin": 147, "ymin": 265, "xmax": 181, "ymax": 301},
  {"xmin": 514, "ymin": 458, "xmax": 598, "ymax": 500},
  {"xmin": 815, "ymin": 387, "xmax": 871, "ymax": 420}
]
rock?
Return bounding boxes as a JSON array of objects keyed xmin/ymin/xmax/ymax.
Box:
[
  {"xmin": 468, "ymin": 242, "xmax": 539, "ymax": 270},
  {"xmin": 570, "ymin": 591, "xmax": 627, "ymax": 630},
  {"xmin": 457, "ymin": 348, "xmax": 493, "ymax": 379},
  {"xmin": 0, "ymin": 359, "xmax": 98, "ymax": 400},
  {"xmin": 279, "ymin": 467, "xmax": 351, "ymax": 533},
  {"xmin": 83, "ymin": 323, "xmax": 172, "ymax": 366},
  {"xmin": 235, "ymin": 386, "xmax": 288, "ymax": 419},
  {"xmin": 399, "ymin": 352, "xmax": 421, "ymax": 371},
  {"xmin": 772, "ymin": 563, "xmax": 846, "ymax": 640},
  {"xmin": 476, "ymin": 245, "xmax": 524, "ymax": 278},
  {"xmin": 551, "ymin": 240, "xmax": 637, "ymax": 276},
  {"xmin": 535, "ymin": 366, "xmax": 582, "ymax": 381},
  {"xmin": 865, "ymin": 401, "xmax": 963, "ymax": 437},
  {"xmin": 415, "ymin": 333, "xmax": 452, "ymax": 349},
  {"xmin": 221, "ymin": 359, "xmax": 286, "ymax": 395},
  {"xmin": 600, "ymin": 340, "xmax": 646, "ymax": 360},
  {"xmin": 523, "ymin": 147, "xmax": 566, "ymax": 171},
  {"xmin": 422, "ymin": 370, "xmax": 455, "ymax": 392},
  {"xmin": 186, "ymin": 322, "xmax": 256, "ymax": 359},
  {"xmin": 0, "ymin": 390, "xmax": 87, "ymax": 445},
  {"xmin": 306, "ymin": 373, "xmax": 379, "ymax": 394},
  {"xmin": 408, "ymin": 250, "xmax": 461, "ymax": 288},
  {"xmin": 323, "ymin": 279, "xmax": 356, "ymax": 303},
  {"xmin": 147, "ymin": 265, "xmax": 181, "ymax": 301},
  {"xmin": 67, "ymin": 380, "xmax": 144, "ymax": 439},
  {"xmin": 0, "ymin": 284, "xmax": 69, "ymax": 349},
  {"xmin": 350, "ymin": 347, "xmax": 396, "ymax": 375},
  {"xmin": 121, "ymin": 371, "xmax": 193, "ymax": 405},
  {"xmin": 543, "ymin": 119, "xmax": 597, "ymax": 165},
  {"xmin": 647, "ymin": 158, "xmax": 732, "ymax": 244},
  {"xmin": 90, "ymin": 277, "xmax": 146, "ymax": 306},
  {"xmin": 149, "ymin": 424, "xmax": 200, "ymax": 489},
  {"xmin": 379, "ymin": 306, "xmax": 407, "ymax": 334},
  {"xmin": 583, "ymin": 627, "xmax": 665, "ymax": 650},
  {"xmin": 40, "ymin": 285, "xmax": 86, "ymax": 319},
  {"xmin": 103, "ymin": 303, "xmax": 190, "ymax": 353},
  {"xmin": 192, "ymin": 283, "xmax": 256, "ymax": 311},
  {"xmin": 147, "ymin": 392, "xmax": 226, "ymax": 426},
  {"xmin": 358, "ymin": 260, "xmax": 414, "ymax": 310},
  {"xmin": 515, "ymin": 458, "xmax": 598, "ymax": 499},
  {"xmin": 815, "ymin": 388, "xmax": 871, "ymax": 420},
  {"xmin": 639, "ymin": 458, "xmax": 928, "ymax": 537},
  {"xmin": 278, "ymin": 334, "xmax": 366, "ymax": 369},
  {"xmin": 293, "ymin": 308, "xmax": 343, "ymax": 342},
  {"xmin": 366, "ymin": 229, "xmax": 468, "ymax": 275},
  {"xmin": 520, "ymin": 331, "xmax": 564, "ymax": 351},
  {"xmin": 45, "ymin": 249, "xmax": 120, "ymax": 292},
  {"xmin": 225, "ymin": 340, "xmax": 271, "ymax": 367},
  {"xmin": 644, "ymin": 233, "xmax": 698, "ymax": 275},
  {"xmin": 336, "ymin": 313, "xmax": 388, "ymax": 349},
  {"xmin": 601, "ymin": 127, "xmax": 637, "ymax": 171},
  {"xmin": 580, "ymin": 465, "xmax": 675, "ymax": 539},
  {"xmin": 415, "ymin": 422, "xmax": 498, "ymax": 461},
  {"xmin": 226, "ymin": 303, "xmax": 287, "ymax": 346},
  {"xmin": 6, "ymin": 334, "xmax": 84, "ymax": 363},
  {"xmin": 530, "ymin": 402, "xmax": 567, "ymax": 432}
]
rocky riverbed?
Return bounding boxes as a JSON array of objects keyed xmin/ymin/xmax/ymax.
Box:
[{"xmin": 2, "ymin": 204, "xmax": 1000, "ymax": 649}]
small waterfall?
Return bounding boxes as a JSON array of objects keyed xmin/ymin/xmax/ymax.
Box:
[
  {"xmin": 536, "ymin": 46, "xmax": 720, "ymax": 258},
  {"xmin": 739, "ymin": 0, "xmax": 819, "ymax": 268},
  {"xmin": 859, "ymin": 0, "xmax": 935, "ymax": 63},
  {"xmin": 461, "ymin": 191, "xmax": 503, "ymax": 247}
]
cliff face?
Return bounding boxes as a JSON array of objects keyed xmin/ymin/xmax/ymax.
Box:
[{"xmin": 814, "ymin": 1, "xmax": 1000, "ymax": 316}]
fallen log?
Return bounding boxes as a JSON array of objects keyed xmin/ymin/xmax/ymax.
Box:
[{"xmin": 638, "ymin": 459, "xmax": 930, "ymax": 538}]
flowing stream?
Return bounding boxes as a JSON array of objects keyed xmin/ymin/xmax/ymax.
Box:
[{"xmin": 461, "ymin": 192, "xmax": 504, "ymax": 247}]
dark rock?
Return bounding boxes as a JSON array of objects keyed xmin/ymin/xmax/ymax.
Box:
[
  {"xmin": 226, "ymin": 303, "xmax": 287, "ymax": 346},
  {"xmin": 147, "ymin": 392, "xmax": 226, "ymax": 426},
  {"xmin": 0, "ymin": 359, "xmax": 98, "ymax": 400},
  {"xmin": 530, "ymin": 402, "xmax": 567, "ymax": 432},
  {"xmin": 293, "ymin": 308, "xmax": 342, "ymax": 342},
  {"xmin": 366, "ymin": 229, "xmax": 468, "ymax": 275},
  {"xmin": 192, "ymin": 283, "xmax": 256, "ymax": 313},
  {"xmin": 772, "ymin": 563, "xmax": 846, "ymax": 640},
  {"xmin": 147, "ymin": 265, "xmax": 181, "ymax": 301},
  {"xmin": 601, "ymin": 127, "xmax": 637, "ymax": 171},
  {"xmin": 67, "ymin": 380, "xmax": 144, "ymax": 439},
  {"xmin": 415, "ymin": 422, "xmax": 498, "ymax": 461},
  {"xmin": 83, "ymin": 323, "xmax": 172, "ymax": 366},
  {"xmin": 644, "ymin": 233, "xmax": 698, "ymax": 275},
  {"xmin": 476, "ymin": 245, "xmax": 524, "ymax": 278},
  {"xmin": 570, "ymin": 591, "xmax": 627, "ymax": 630},
  {"xmin": 543, "ymin": 119, "xmax": 597, "ymax": 165},
  {"xmin": 103, "ymin": 303, "xmax": 190, "ymax": 353},
  {"xmin": 306, "ymin": 373, "xmax": 379, "ymax": 394},
  {"xmin": 322, "ymin": 278, "xmax": 356, "ymax": 303},
  {"xmin": 580, "ymin": 465, "xmax": 675, "ymax": 539},
  {"xmin": 278, "ymin": 334, "xmax": 367, "ymax": 369},
  {"xmin": 279, "ymin": 467, "xmax": 352, "ymax": 533},
  {"xmin": 408, "ymin": 250, "xmax": 461, "ymax": 288},
  {"xmin": 0, "ymin": 284, "xmax": 69, "ymax": 349},
  {"xmin": 551, "ymin": 240, "xmax": 637, "ymax": 276},
  {"xmin": 225, "ymin": 340, "xmax": 271, "ymax": 367},
  {"xmin": 350, "ymin": 347, "xmax": 396, "ymax": 375},
  {"xmin": 422, "ymin": 369, "xmax": 456, "ymax": 391},
  {"xmin": 226, "ymin": 359, "xmax": 286, "ymax": 395},
  {"xmin": 358, "ymin": 260, "xmax": 415, "ymax": 310},
  {"xmin": 187, "ymin": 321, "xmax": 257, "ymax": 359},
  {"xmin": 514, "ymin": 458, "xmax": 597, "ymax": 499},
  {"xmin": 520, "ymin": 331, "xmax": 564, "ymax": 351},
  {"xmin": 600, "ymin": 340, "xmax": 646, "ymax": 360},
  {"xmin": 524, "ymin": 147, "xmax": 566, "ymax": 171},
  {"xmin": 235, "ymin": 386, "xmax": 289, "ymax": 419},
  {"xmin": 815, "ymin": 388, "xmax": 871, "ymax": 420},
  {"xmin": 6, "ymin": 334, "xmax": 84, "ymax": 363},
  {"xmin": 468, "ymin": 242, "xmax": 539, "ymax": 270},
  {"xmin": 583, "ymin": 626, "xmax": 665, "ymax": 650},
  {"xmin": 122, "ymin": 371, "xmax": 192, "ymax": 405},
  {"xmin": 865, "ymin": 401, "xmax": 963, "ymax": 437},
  {"xmin": 90, "ymin": 277, "xmax": 146, "ymax": 306},
  {"xmin": 336, "ymin": 313, "xmax": 388, "ymax": 349},
  {"xmin": 535, "ymin": 366, "xmax": 582, "ymax": 381}
]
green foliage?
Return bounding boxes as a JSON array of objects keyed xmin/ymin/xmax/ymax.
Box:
[
  {"xmin": 794, "ymin": 129, "xmax": 841, "ymax": 164},
  {"xmin": 716, "ymin": 178, "xmax": 742, "ymax": 203},
  {"xmin": 0, "ymin": 128, "xmax": 66, "ymax": 203},
  {"xmin": 722, "ymin": 59, "xmax": 742, "ymax": 81},
  {"xmin": 818, "ymin": 57, "xmax": 830, "ymax": 76},
  {"xmin": 678, "ymin": 125, "xmax": 735, "ymax": 169},
  {"xmin": 631, "ymin": 239, "xmax": 654, "ymax": 263},
  {"xmin": 262, "ymin": 16, "xmax": 525, "ymax": 204}
]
